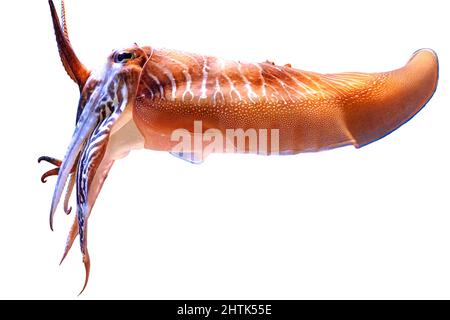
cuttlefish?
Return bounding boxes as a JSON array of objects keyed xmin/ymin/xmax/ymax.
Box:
[{"xmin": 40, "ymin": 0, "xmax": 439, "ymax": 293}]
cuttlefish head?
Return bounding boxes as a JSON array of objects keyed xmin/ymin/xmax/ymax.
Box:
[
  {"xmin": 49, "ymin": 46, "xmax": 149, "ymax": 227},
  {"xmin": 44, "ymin": 0, "xmax": 151, "ymax": 293}
]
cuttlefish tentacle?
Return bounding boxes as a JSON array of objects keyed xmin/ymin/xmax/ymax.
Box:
[
  {"xmin": 59, "ymin": 215, "xmax": 78, "ymax": 265},
  {"xmin": 39, "ymin": 156, "xmax": 76, "ymax": 214},
  {"xmin": 40, "ymin": 168, "xmax": 59, "ymax": 183},
  {"xmin": 38, "ymin": 156, "xmax": 62, "ymax": 167},
  {"xmin": 48, "ymin": 97, "xmax": 103, "ymax": 230},
  {"xmin": 63, "ymin": 173, "xmax": 75, "ymax": 214},
  {"xmin": 48, "ymin": 0, "xmax": 89, "ymax": 89},
  {"xmin": 38, "ymin": 156, "xmax": 62, "ymax": 183}
]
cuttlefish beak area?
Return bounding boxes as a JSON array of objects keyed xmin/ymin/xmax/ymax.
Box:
[{"xmin": 45, "ymin": 46, "xmax": 149, "ymax": 294}]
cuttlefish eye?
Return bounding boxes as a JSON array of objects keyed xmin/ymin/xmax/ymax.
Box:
[{"xmin": 114, "ymin": 51, "xmax": 135, "ymax": 63}]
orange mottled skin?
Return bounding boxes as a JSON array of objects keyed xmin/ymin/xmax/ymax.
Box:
[{"xmin": 133, "ymin": 48, "xmax": 438, "ymax": 154}]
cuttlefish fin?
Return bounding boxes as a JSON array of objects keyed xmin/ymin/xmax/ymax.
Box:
[{"xmin": 170, "ymin": 151, "xmax": 204, "ymax": 164}]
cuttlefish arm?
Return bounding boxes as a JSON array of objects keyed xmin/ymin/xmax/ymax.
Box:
[
  {"xmin": 44, "ymin": 0, "xmax": 149, "ymax": 294},
  {"xmin": 75, "ymin": 86, "xmax": 132, "ymax": 294},
  {"xmin": 49, "ymin": 0, "xmax": 89, "ymax": 90},
  {"xmin": 50, "ymin": 75, "xmax": 142, "ymax": 295},
  {"xmin": 57, "ymin": 70, "xmax": 145, "ymax": 295},
  {"xmin": 38, "ymin": 156, "xmax": 75, "ymax": 214}
]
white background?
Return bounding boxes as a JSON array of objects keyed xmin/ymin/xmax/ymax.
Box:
[{"xmin": 0, "ymin": 0, "xmax": 449, "ymax": 299}]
